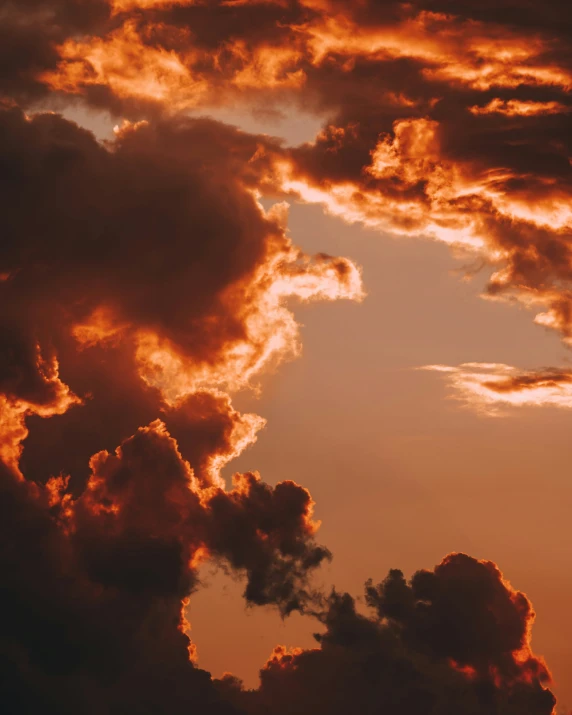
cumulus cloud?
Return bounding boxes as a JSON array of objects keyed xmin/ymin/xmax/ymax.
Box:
[
  {"xmin": 0, "ymin": 101, "xmax": 359, "ymax": 710},
  {"xmin": 220, "ymin": 554, "xmax": 555, "ymax": 715},
  {"xmin": 0, "ymin": 106, "xmax": 361, "ymax": 484}
]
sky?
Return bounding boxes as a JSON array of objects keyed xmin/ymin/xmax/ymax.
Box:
[{"xmin": 1, "ymin": 2, "xmax": 571, "ymax": 714}]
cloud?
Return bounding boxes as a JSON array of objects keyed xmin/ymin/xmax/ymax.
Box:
[
  {"xmin": 4, "ymin": 1, "xmax": 572, "ymax": 352},
  {"xmin": 0, "ymin": 101, "xmax": 356, "ymax": 712},
  {"xmin": 0, "ymin": 106, "xmax": 361, "ymax": 488},
  {"xmin": 0, "ymin": 428, "xmax": 556, "ymax": 714},
  {"xmin": 219, "ymin": 554, "xmax": 555, "ymax": 715},
  {"xmin": 0, "ymin": 414, "xmax": 332, "ymax": 711},
  {"xmin": 74, "ymin": 420, "xmax": 330, "ymax": 613},
  {"xmin": 0, "ymin": 0, "xmax": 110, "ymax": 105},
  {"xmin": 421, "ymin": 363, "xmax": 572, "ymax": 414}
]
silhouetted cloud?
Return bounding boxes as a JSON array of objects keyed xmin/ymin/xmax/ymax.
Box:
[
  {"xmin": 220, "ymin": 554, "xmax": 555, "ymax": 715},
  {"xmin": 0, "ymin": 100, "xmax": 357, "ymax": 713}
]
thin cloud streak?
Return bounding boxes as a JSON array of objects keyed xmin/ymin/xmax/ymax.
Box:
[{"xmin": 421, "ymin": 363, "xmax": 572, "ymax": 414}]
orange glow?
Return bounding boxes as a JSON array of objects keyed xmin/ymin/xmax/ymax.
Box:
[
  {"xmin": 39, "ymin": 5, "xmax": 571, "ymax": 114},
  {"xmin": 300, "ymin": 11, "xmax": 571, "ymax": 93},
  {"xmin": 421, "ymin": 363, "xmax": 572, "ymax": 414},
  {"xmin": 202, "ymin": 408, "xmax": 266, "ymax": 487},
  {"xmin": 448, "ymin": 660, "xmax": 478, "ymax": 680},
  {"xmin": 37, "ymin": 2, "xmax": 572, "ymax": 117},
  {"xmin": 179, "ymin": 596, "xmax": 199, "ymax": 663},
  {"xmin": 270, "ymin": 98, "xmax": 572, "ymax": 347},
  {"xmin": 111, "ymin": 0, "xmax": 288, "ymax": 8},
  {"xmin": 228, "ymin": 42, "xmax": 306, "ymax": 90},
  {"xmin": 0, "ymin": 350, "xmax": 80, "ymax": 472},
  {"xmin": 0, "ymin": 397, "xmax": 30, "ymax": 474},
  {"xmin": 368, "ymin": 118, "xmax": 440, "ymax": 182},
  {"xmin": 44, "ymin": 475, "xmax": 75, "ymax": 526},
  {"xmin": 34, "ymin": 0, "xmax": 572, "ymax": 356},
  {"xmin": 72, "ymin": 307, "xmax": 129, "ymax": 348},
  {"xmin": 469, "ymin": 98, "xmax": 570, "ymax": 116},
  {"xmin": 303, "ymin": 13, "xmax": 451, "ymax": 66},
  {"xmin": 45, "ymin": 474, "xmax": 71, "ymax": 508},
  {"xmin": 42, "ymin": 22, "xmax": 306, "ymax": 110},
  {"xmin": 189, "ymin": 545, "xmax": 210, "ymax": 570},
  {"xmin": 276, "ymin": 141, "xmax": 487, "ymax": 250},
  {"xmin": 111, "ymin": 0, "xmax": 196, "ymax": 11},
  {"xmin": 134, "ymin": 204, "xmax": 362, "ymax": 404},
  {"xmin": 425, "ymin": 59, "xmax": 572, "ymax": 92},
  {"xmin": 41, "ymin": 22, "xmax": 209, "ymax": 110},
  {"xmin": 263, "ymin": 644, "xmax": 305, "ymax": 670}
]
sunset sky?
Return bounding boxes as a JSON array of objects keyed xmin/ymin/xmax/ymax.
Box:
[{"xmin": 1, "ymin": 1, "xmax": 571, "ymax": 713}]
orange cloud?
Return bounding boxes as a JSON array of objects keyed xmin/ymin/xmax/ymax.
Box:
[
  {"xmin": 469, "ymin": 99, "xmax": 571, "ymax": 117},
  {"xmin": 41, "ymin": 21, "xmax": 210, "ymax": 110},
  {"xmin": 41, "ymin": 20, "xmax": 306, "ymax": 112},
  {"xmin": 26, "ymin": 0, "xmax": 572, "ymax": 363},
  {"xmin": 0, "ymin": 348, "xmax": 81, "ymax": 472},
  {"xmin": 0, "ymin": 108, "xmax": 363, "ymax": 492},
  {"xmin": 111, "ymin": 0, "xmax": 195, "ymax": 11},
  {"xmin": 421, "ymin": 363, "xmax": 572, "ymax": 414}
]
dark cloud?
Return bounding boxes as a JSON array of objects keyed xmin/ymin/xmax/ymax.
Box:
[
  {"xmin": 1, "ymin": 432, "xmax": 555, "ymax": 715},
  {"xmin": 365, "ymin": 553, "xmax": 550, "ymax": 684},
  {"xmin": 0, "ymin": 458, "xmax": 237, "ymax": 715},
  {"xmin": 0, "ymin": 105, "xmax": 358, "ymax": 490},
  {"xmin": 0, "ymin": 102, "xmax": 350, "ymax": 712},
  {"xmin": 0, "ymin": 105, "xmax": 264, "ymax": 484},
  {"xmin": 9, "ymin": 0, "xmax": 572, "ymax": 338},
  {"xmin": 204, "ymin": 471, "xmax": 331, "ymax": 613},
  {"xmin": 73, "ymin": 421, "xmax": 330, "ymax": 613},
  {"xmin": 0, "ymin": 416, "xmax": 331, "ymax": 713}
]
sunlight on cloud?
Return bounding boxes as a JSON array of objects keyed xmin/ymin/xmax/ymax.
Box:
[{"xmin": 421, "ymin": 363, "xmax": 572, "ymax": 415}]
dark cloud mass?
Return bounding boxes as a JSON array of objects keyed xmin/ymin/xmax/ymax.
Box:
[
  {"xmin": 221, "ymin": 554, "xmax": 555, "ymax": 715},
  {"xmin": 0, "ymin": 437, "xmax": 557, "ymax": 714},
  {"xmin": 0, "ymin": 457, "xmax": 236, "ymax": 715},
  {"xmin": 0, "ymin": 101, "xmax": 357, "ymax": 712},
  {"xmin": 0, "ymin": 105, "xmax": 358, "ymax": 482},
  {"xmin": 0, "ymin": 418, "xmax": 332, "ymax": 713},
  {"xmin": 4, "ymin": 0, "xmax": 572, "ymax": 347},
  {"xmin": 0, "ymin": 0, "xmax": 563, "ymax": 713}
]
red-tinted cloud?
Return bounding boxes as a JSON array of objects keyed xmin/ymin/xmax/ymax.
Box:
[
  {"xmin": 422, "ymin": 363, "xmax": 572, "ymax": 413},
  {"xmin": 4, "ymin": 1, "xmax": 572, "ymax": 350},
  {"xmin": 220, "ymin": 554, "xmax": 555, "ymax": 715},
  {"xmin": 0, "ymin": 100, "xmax": 358, "ymax": 712},
  {"xmin": 0, "ymin": 106, "xmax": 360, "ymax": 485}
]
